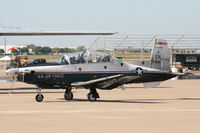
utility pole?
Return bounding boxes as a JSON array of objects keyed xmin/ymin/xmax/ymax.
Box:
[
  {"xmin": 0, "ymin": 22, "xmax": 20, "ymax": 55},
  {"xmin": 4, "ymin": 37, "xmax": 6, "ymax": 55},
  {"xmin": 0, "ymin": 22, "xmax": 7, "ymax": 55},
  {"xmin": 141, "ymin": 40, "xmax": 144, "ymax": 65}
]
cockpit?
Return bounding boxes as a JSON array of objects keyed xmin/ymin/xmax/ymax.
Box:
[{"xmin": 55, "ymin": 50, "xmax": 113, "ymax": 65}]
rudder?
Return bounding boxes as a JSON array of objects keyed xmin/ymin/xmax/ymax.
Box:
[{"xmin": 151, "ymin": 39, "xmax": 171, "ymax": 71}]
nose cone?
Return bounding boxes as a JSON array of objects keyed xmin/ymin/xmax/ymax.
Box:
[{"xmin": 6, "ymin": 68, "xmax": 19, "ymax": 76}]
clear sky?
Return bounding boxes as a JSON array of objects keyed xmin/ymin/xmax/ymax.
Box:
[{"xmin": 0, "ymin": 0, "xmax": 200, "ymax": 47}]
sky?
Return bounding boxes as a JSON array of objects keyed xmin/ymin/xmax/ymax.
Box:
[{"xmin": 0, "ymin": 0, "xmax": 200, "ymax": 48}]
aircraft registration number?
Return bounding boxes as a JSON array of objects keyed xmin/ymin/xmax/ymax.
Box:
[{"xmin": 37, "ymin": 74, "xmax": 64, "ymax": 79}]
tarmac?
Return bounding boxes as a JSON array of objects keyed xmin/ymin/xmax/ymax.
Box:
[{"xmin": 0, "ymin": 80, "xmax": 200, "ymax": 133}]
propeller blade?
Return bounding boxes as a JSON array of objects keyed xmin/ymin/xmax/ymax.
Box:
[
  {"xmin": 22, "ymin": 73, "xmax": 25, "ymax": 82},
  {"xmin": 9, "ymin": 76, "xmax": 15, "ymax": 96}
]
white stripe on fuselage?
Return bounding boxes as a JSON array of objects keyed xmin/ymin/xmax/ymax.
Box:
[{"xmin": 18, "ymin": 62, "xmax": 169, "ymax": 74}]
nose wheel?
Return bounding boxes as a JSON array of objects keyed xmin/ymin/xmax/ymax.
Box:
[
  {"xmin": 35, "ymin": 94, "xmax": 44, "ymax": 102},
  {"xmin": 35, "ymin": 88, "xmax": 44, "ymax": 102}
]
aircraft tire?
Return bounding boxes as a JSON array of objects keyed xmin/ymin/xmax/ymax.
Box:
[
  {"xmin": 35, "ymin": 94, "xmax": 44, "ymax": 102},
  {"xmin": 87, "ymin": 92, "xmax": 97, "ymax": 102},
  {"xmin": 64, "ymin": 92, "xmax": 73, "ymax": 101}
]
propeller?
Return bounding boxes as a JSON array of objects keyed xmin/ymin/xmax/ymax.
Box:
[
  {"xmin": 6, "ymin": 68, "xmax": 19, "ymax": 76},
  {"xmin": 22, "ymin": 73, "xmax": 25, "ymax": 82},
  {"xmin": 9, "ymin": 75, "xmax": 15, "ymax": 95},
  {"xmin": 6, "ymin": 68, "xmax": 36, "ymax": 95},
  {"xmin": 6, "ymin": 68, "xmax": 19, "ymax": 95}
]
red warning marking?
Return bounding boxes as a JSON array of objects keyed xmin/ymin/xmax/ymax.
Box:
[{"xmin": 156, "ymin": 42, "xmax": 168, "ymax": 45}]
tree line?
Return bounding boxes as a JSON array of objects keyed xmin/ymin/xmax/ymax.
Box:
[{"xmin": 0, "ymin": 44, "xmax": 85, "ymax": 55}]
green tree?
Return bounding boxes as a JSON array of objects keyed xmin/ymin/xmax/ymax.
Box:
[
  {"xmin": 40, "ymin": 47, "xmax": 52, "ymax": 54},
  {"xmin": 11, "ymin": 49, "xmax": 20, "ymax": 55},
  {"xmin": 33, "ymin": 46, "xmax": 42, "ymax": 54},
  {"xmin": 26, "ymin": 44, "xmax": 35, "ymax": 49},
  {"xmin": 52, "ymin": 48, "xmax": 59, "ymax": 53},
  {"xmin": 21, "ymin": 47, "xmax": 29, "ymax": 54},
  {"xmin": 64, "ymin": 48, "xmax": 69, "ymax": 53},
  {"xmin": 0, "ymin": 49, "xmax": 5, "ymax": 54},
  {"xmin": 76, "ymin": 45, "xmax": 85, "ymax": 51},
  {"xmin": 68, "ymin": 48, "xmax": 76, "ymax": 53},
  {"xmin": 58, "ymin": 48, "xmax": 64, "ymax": 53}
]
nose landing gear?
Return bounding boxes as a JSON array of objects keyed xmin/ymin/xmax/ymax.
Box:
[{"xmin": 35, "ymin": 89, "xmax": 44, "ymax": 102}]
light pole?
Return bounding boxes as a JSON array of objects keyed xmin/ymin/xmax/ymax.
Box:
[
  {"xmin": 4, "ymin": 37, "xmax": 6, "ymax": 55},
  {"xmin": 0, "ymin": 22, "xmax": 20, "ymax": 55},
  {"xmin": 0, "ymin": 22, "xmax": 7, "ymax": 55}
]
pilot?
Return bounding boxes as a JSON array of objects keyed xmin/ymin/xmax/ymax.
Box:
[
  {"xmin": 70, "ymin": 56, "xmax": 76, "ymax": 64},
  {"xmin": 102, "ymin": 56, "xmax": 110, "ymax": 62}
]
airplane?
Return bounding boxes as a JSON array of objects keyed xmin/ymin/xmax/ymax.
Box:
[{"xmin": 4, "ymin": 34, "xmax": 184, "ymax": 102}]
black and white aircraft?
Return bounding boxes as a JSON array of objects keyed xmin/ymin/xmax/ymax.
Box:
[{"xmin": 5, "ymin": 36, "xmax": 183, "ymax": 102}]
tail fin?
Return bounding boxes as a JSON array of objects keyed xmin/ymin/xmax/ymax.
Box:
[{"xmin": 151, "ymin": 39, "xmax": 171, "ymax": 71}]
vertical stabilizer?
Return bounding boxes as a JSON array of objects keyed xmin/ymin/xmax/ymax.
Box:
[{"xmin": 151, "ymin": 39, "xmax": 171, "ymax": 71}]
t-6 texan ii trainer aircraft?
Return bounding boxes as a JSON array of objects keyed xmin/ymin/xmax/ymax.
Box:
[{"xmin": 3, "ymin": 31, "xmax": 183, "ymax": 102}]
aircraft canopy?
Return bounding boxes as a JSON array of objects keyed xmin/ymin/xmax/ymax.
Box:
[{"xmin": 55, "ymin": 50, "xmax": 113, "ymax": 65}]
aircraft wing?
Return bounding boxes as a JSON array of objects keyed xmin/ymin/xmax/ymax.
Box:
[
  {"xmin": 0, "ymin": 32, "xmax": 116, "ymax": 36},
  {"xmin": 71, "ymin": 74, "xmax": 123, "ymax": 87}
]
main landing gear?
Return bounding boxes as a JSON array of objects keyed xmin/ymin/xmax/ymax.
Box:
[
  {"xmin": 64, "ymin": 85, "xmax": 73, "ymax": 101},
  {"xmin": 87, "ymin": 88, "xmax": 99, "ymax": 102},
  {"xmin": 35, "ymin": 89, "xmax": 44, "ymax": 102},
  {"xmin": 34, "ymin": 86, "xmax": 98, "ymax": 102}
]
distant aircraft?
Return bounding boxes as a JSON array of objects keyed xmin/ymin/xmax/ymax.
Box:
[{"xmin": 4, "ymin": 32, "xmax": 184, "ymax": 102}]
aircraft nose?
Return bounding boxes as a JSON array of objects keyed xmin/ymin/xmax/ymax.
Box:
[{"xmin": 6, "ymin": 68, "xmax": 19, "ymax": 76}]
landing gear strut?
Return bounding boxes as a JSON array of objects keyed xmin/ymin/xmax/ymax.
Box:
[
  {"xmin": 35, "ymin": 89, "xmax": 44, "ymax": 102},
  {"xmin": 87, "ymin": 88, "xmax": 99, "ymax": 102},
  {"xmin": 64, "ymin": 85, "xmax": 73, "ymax": 101}
]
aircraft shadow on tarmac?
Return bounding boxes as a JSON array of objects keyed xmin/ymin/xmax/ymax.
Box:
[
  {"xmin": 131, "ymin": 98, "xmax": 200, "ymax": 101},
  {"xmin": 121, "ymin": 86, "xmax": 172, "ymax": 89},
  {"xmin": 0, "ymin": 88, "xmax": 200, "ymax": 103},
  {"xmin": 43, "ymin": 98, "xmax": 164, "ymax": 104},
  {"xmin": 0, "ymin": 91, "xmax": 199, "ymax": 103},
  {"xmin": 44, "ymin": 97, "xmax": 200, "ymax": 104}
]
